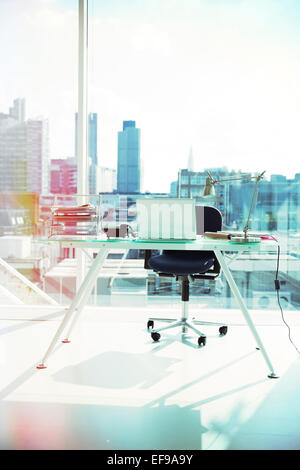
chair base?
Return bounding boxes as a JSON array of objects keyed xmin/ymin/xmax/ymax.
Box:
[
  {"xmin": 147, "ymin": 316, "xmax": 228, "ymax": 347},
  {"xmin": 147, "ymin": 277, "xmax": 227, "ymax": 347}
]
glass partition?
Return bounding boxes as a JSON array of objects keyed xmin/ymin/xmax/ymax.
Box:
[
  {"xmin": 86, "ymin": 0, "xmax": 300, "ymax": 313},
  {"xmin": 0, "ymin": 0, "xmax": 78, "ymax": 305},
  {"xmin": 1, "ymin": 0, "xmax": 299, "ymax": 312}
]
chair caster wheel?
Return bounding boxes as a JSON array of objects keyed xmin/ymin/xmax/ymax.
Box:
[
  {"xmin": 219, "ymin": 326, "xmax": 228, "ymax": 336},
  {"xmin": 147, "ymin": 320, "xmax": 154, "ymax": 330},
  {"xmin": 198, "ymin": 336, "xmax": 206, "ymax": 347},
  {"xmin": 151, "ymin": 332, "xmax": 160, "ymax": 342}
]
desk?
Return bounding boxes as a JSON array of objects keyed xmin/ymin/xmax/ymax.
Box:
[{"xmin": 37, "ymin": 237, "xmax": 279, "ymax": 378}]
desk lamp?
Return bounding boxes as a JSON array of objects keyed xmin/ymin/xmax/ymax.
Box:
[{"xmin": 203, "ymin": 170, "xmax": 265, "ymax": 243}]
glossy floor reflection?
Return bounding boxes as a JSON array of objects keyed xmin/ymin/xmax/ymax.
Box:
[{"xmin": 0, "ymin": 305, "xmax": 300, "ymax": 450}]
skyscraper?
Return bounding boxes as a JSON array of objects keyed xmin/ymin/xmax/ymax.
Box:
[
  {"xmin": 75, "ymin": 112, "xmax": 98, "ymax": 194},
  {"xmin": 50, "ymin": 157, "xmax": 77, "ymax": 195},
  {"xmin": 187, "ymin": 147, "xmax": 194, "ymax": 172},
  {"xmin": 9, "ymin": 98, "xmax": 25, "ymax": 122},
  {"xmin": 98, "ymin": 166, "xmax": 117, "ymax": 193},
  {"xmin": 117, "ymin": 120, "xmax": 141, "ymax": 193},
  {"xmin": 88, "ymin": 113, "xmax": 97, "ymax": 166},
  {"xmin": 0, "ymin": 99, "xmax": 49, "ymax": 194}
]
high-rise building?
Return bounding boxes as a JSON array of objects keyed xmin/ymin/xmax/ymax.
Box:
[
  {"xmin": 9, "ymin": 98, "xmax": 25, "ymax": 122},
  {"xmin": 50, "ymin": 158, "xmax": 77, "ymax": 194},
  {"xmin": 173, "ymin": 167, "xmax": 236, "ymax": 226},
  {"xmin": 88, "ymin": 113, "xmax": 97, "ymax": 166},
  {"xmin": 98, "ymin": 166, "xmax": 117, "ymax": 193},
  {"xmin": 187, "ymin": 147, "xmax": 194, "ymax": 172},
  {"xmin": 0, "ymin": 99, "xmax": 49, "ymax": 194},
  {"xmin": 75, "ymin": 112, "xmax": 98, "ymax": 194},
  {"xmin": 117, "ymin": 120, "xmax": 140, "ymax": 193}
]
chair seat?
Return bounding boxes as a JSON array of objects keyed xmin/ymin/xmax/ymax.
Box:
[{"xmin": 148, "ymin": 250, "xmax": 215, "ymax": 275}]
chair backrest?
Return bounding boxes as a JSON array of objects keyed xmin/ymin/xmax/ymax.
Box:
[{"xmin": 195, "ymin": 205, "xmax": 222, "ymax": 234}]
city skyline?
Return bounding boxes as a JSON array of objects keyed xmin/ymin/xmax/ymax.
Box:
[
  {"xmin": 1, "ymin": 96, "xmax": 300, "ymax": 199},
  {"xmin": 1, "ymin": 1, "xmax": 300, "ymax": 192}
]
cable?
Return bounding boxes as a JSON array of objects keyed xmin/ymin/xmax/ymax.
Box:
[{"xmin": 272, "ymin": 238, "xmax": 300, "ymax": 354}]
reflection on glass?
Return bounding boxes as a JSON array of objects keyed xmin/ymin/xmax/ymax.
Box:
[
  {"xmin": 0, "ymin": 1, "xmax": 299, "ymax": 311},
  {"xmin": 0, "ymin": 1, "xmax": 77, "ymax": 303}
]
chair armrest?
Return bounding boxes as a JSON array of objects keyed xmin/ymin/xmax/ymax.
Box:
[
  {"xmin": 144, "ymin": 250, "xmax": 152, "ymax": 269},
  {"xmin": 211, "ymin": 257, "xmax": 221, "ymax": 275},
  {"xmin": 193, "ymin": 256, "xmax": 221, "ymax": 280},
  {"xmin": 143, "ymin": 249, "xmax": 161, "ymax": 269}
]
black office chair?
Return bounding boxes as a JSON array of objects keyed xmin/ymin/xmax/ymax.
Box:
[{"xmin": 145, "ymin": 205, "xmax": 227, "ymax": 347}]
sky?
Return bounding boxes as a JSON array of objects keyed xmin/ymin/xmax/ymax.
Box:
[{"xmin": 1, "ymin": 0, "xmax": 300, "ymax": 192}]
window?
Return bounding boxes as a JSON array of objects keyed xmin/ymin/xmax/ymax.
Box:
[
  {"xmin": 1, "ymin": 1, "xmax": 299, "ymax": 312},
  {"xmin": 87, "ymin": 0, "xmax": 300, "ymax": 311},
  {"xmin": 0, "ymin": 0, "xmax": 77, "ymax": 297}
]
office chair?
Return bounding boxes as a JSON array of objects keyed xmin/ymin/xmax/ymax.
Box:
[{"xmin": 144, "ymin": 205, "xmax": 227, "ymax": 347}]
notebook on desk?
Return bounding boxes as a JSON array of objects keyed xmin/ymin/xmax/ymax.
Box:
[
  {"xmin": 204, "ymin": 231, "xmax": 275, "ymax": 240},
  {"xmin": 136, "ymin": 198, "xmax": 196, "ymax": 240}
]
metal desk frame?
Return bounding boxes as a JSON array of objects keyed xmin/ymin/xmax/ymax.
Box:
[{"xmin": 36, "ymin": 237, "xmax": 279, "ymax": 378}]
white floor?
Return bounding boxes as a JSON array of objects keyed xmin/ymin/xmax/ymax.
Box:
[{"xmin": 1, "ymin": 304, "xmax": 300, "ymax": 450}]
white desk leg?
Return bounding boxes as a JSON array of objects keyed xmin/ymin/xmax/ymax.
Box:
[
  {"xmin": 215, "ymin": 249, "xmax": 278, "ymax": 379},
  {"xmin": 36, "ymin": 247, "xmax": 108, "ymax": 369},
  {"xmin": 62, "ymin": 247, "xmax": 109, "ymax": 341}
]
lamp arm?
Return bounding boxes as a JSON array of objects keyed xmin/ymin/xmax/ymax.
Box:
[
  {"xmin": 209, "ymin": 171, "xmax": 265, "ymax": 185},
  {"xmin": 205, "ymin": 170, "xmax": 265, "ymax": 239},
  {"xmin": 243, "ymin": 176, "xmax": 260, "ymax": 236},
  {"xmin": 242, "ymin": 171, "xmax": 265, "ymax": 237}
]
